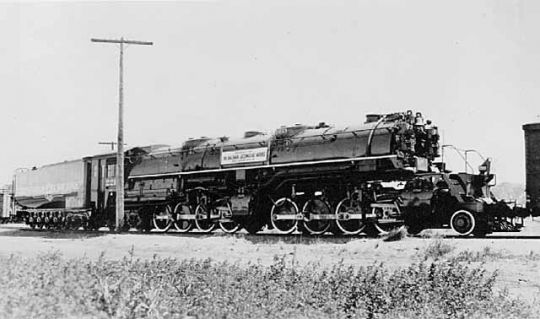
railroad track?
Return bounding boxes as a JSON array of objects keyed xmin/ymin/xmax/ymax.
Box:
[{"xmin": 3, "ymin": 224, "xmax": 540, "ymax": 242}]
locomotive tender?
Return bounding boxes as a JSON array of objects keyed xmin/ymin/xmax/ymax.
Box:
[{"xmin": 13, "ymin": 110, "xmax": 529, "ymax": 236}]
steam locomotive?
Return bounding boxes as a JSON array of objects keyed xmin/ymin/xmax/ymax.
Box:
[{"xmin": 11, "ymin": 110, "xmax": 532, "ymax": 236}]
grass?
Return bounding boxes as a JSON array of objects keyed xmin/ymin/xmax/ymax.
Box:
[
  {"xmin": 422, "ymin": 238, "xmax": 455, "ymax": 260},
  {"xmin": 525, "ymin": 250, "xmax": 540, "ymax": 261},
  {"xmin": 0, "ymin": 251, "xmax": 536, "ymax": 319},
  {"xmin": 452, "ymin": 246, "xmax": 505, "ymax": 263}
]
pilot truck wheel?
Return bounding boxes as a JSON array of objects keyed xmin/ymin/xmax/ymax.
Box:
[{"xmin": 450, "ymin": 210, "xmax": 476, "ymax": 236}]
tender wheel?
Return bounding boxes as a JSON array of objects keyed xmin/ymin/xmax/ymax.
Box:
[
  {"xmin": 302, "ymin": 199, "xmax": 332, "ymax": 235},
  {"xmin": 335, "ymin": 198, "xmax": 366, "ymax": 235},
  {"xmin": 270, "ymin": 198, "xmax": 299, "ymax": 234},
  {"xmin": 173, "ymin": 203, "xmax": 193, "ymax": 232},
  {"xmin": 450, "ymin": 210, "xmax": 476, "ymax": 236},
  {"xmin": 153, "ymin": 205, "xmax": 173, "ymax": 232},
  {"xmin": 194, "ymin": 204, "xmax": 217, "ymax": 233}
]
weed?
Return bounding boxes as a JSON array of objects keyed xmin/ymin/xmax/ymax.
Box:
[
  {"xmin": 422, "ymin": 239, "xmax": 455, "ymax": 260},
  {"xmin": 420, "ymin": 229, "xmax": 444, "ymax": 239},
  {"xmin": 0, "ymin": 252, "xmax": 536, "ymax": 319},
  {"xmin": 452, "ymin": 246, "xmax": 505, "ymax": 263}
]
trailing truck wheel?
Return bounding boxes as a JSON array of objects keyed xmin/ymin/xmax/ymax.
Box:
[
  {"xmin": 194, "ymin": 204, "xmax": 217, "ymax": 233},
  {"xmin": 363, "ymin": 224, "xmax": 380, "ymax": 237},
  {"xmin": 243, "ymin": 213, "xmax": 265, "ymax": 235},
  {"xmin": 450, "ymin": 210, "xmax": 476, "ymax": 236},
  {"xmin": 270, "ymin": 198, "xmax": 299, "ymax": 234},
  {"xmin": 153, "ymin": 205, "xmax": 173, "ymax": 232},
  {"xmin": 302, "ymin": 199, "xmax": 332, "ymax": 235},
  {"xmin": 219, "ymin": 220, "xmax": 240, "ymax": 234},
  {"xmin": 373, "ymin": 224, "xmax": 405, "ymax": 236},
  {"xmin": 218, "ymin": 201, "xmax": 240, "ymax": 234},
  {"xmin": 173, "ymin": 203, "xmax": 193, "ymax": 233},
  {"xmin": 335, "ymin": 198, "xmax": 365, "ymax": 235}
]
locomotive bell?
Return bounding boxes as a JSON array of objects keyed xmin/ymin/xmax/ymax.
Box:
[{"xmin": 415, "ymin": 112, "xmax": 425, "ymax": 126}]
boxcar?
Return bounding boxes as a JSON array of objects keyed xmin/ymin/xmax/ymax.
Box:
[{"xmin": 523, "ymin": 122, "xmax": 540, "ymax": 216}]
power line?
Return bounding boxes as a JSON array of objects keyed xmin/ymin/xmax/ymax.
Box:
[{"xmin": 98, "ymin": 141, "xmax": 127, "ymax": 151}]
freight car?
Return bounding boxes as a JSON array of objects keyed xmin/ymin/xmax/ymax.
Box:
[
  {"xmin": 0, "ymin": 186, "xmax": 13, "ymax": 223},
  {"xmin": 12, "ymin": 110, "xmax": 527, "ymax": 236},
  {"xmin": 524, "ymin": 122, "xmax": 540, "ymax": 217}
]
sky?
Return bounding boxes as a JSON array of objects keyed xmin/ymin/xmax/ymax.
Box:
[{"xmin": 1, "ymin": 0, "xmax": 539, "ymax": 186}]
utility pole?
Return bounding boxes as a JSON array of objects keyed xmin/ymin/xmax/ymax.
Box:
[{"xmin": 91, "ymin": 37, "xmax": 152, "ymax": 231}]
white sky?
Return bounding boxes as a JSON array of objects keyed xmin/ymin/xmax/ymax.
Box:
[{"xmin": 1, "ymin": 0, "xmax": 539, "ymax": 185}]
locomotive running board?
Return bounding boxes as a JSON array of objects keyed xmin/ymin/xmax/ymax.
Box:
[{"xmin": 129, "ymin": 154, "xmax": 399, "ymax": 179}]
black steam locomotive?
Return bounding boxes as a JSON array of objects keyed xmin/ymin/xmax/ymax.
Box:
[{"xmin": 12, "ymin": 110, "xmax": 529, "ymax": 236}]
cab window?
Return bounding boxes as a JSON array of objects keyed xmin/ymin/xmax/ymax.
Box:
[{"xmin": 106, "ymin": 164, "xmax": 116, "ymax": 178}]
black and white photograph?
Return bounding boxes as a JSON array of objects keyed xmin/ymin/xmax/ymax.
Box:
[{"xmin": 0, "ymin": 1, "xmax": 539, "ymax": 318}]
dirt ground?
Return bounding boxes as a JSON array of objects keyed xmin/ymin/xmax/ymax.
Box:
[{"xmin": 1, "ymin": 218, "xmax": 539, "ymax": 303}]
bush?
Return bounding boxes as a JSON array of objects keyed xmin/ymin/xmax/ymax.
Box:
[{"xmin": 0, "ymin": 251, "xmax": 535, "ymax": 319}]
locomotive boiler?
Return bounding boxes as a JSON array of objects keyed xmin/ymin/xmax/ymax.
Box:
[{"xmin": 118, "ymin": 110, "xmax": 440, "ymax": 235}]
